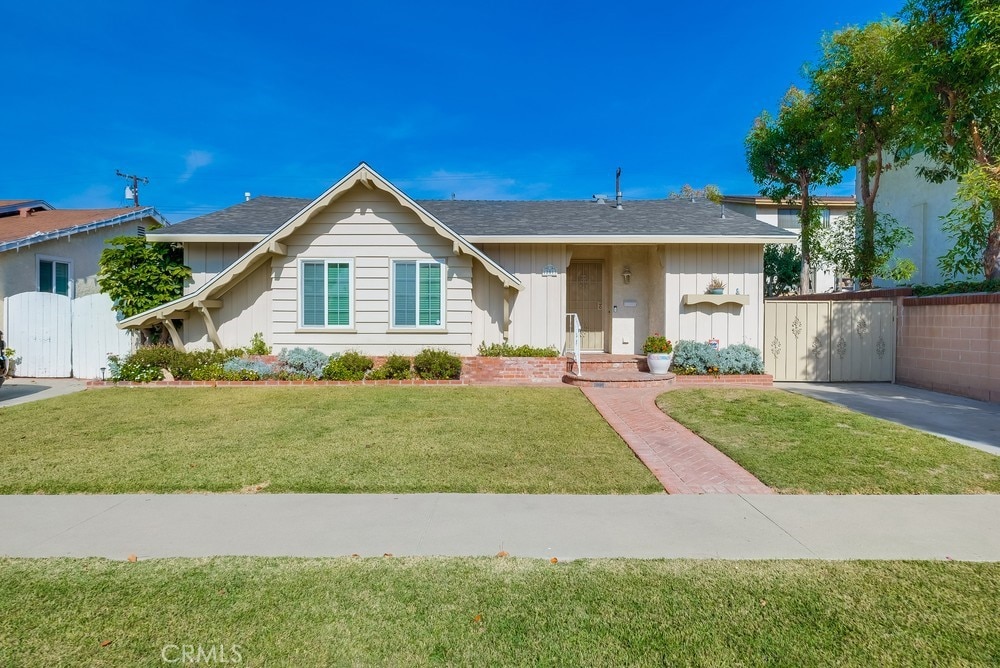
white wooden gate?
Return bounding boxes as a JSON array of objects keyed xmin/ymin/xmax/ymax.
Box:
[
  {"xmin": 764, "ymin": 299, "xmax": 895, "ymax": 382},
  {"xmin": 3, "ymin": 292, "xmax": 134, "ymax": 378}
]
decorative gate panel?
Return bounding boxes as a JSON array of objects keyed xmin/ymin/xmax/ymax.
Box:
[{"xmin": 764, "ymin": 299, "xmax": 894, "ymax": 382}]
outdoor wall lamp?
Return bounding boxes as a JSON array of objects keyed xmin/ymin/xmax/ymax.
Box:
[{"xmin": 622, "ymin": 266, "xmax": 632, "ymax": 284}]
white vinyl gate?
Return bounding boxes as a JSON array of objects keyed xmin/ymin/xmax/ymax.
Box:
[
  {"xmin": 3, "ymin": 292, "xmax": 135, "ymax": 378},
  {"xmin": 764, "ymin": 299, "xmax": 896, "ymax": 382}
]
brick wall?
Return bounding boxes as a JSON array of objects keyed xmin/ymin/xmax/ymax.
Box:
[
  {"xmin": 897, "ymin": 294, "xmax": 1000, "ymax": 403},
  {"xmin": 674, "ymin": 374, "xmax": 774, "ymax": 387},
  {"xmin": 460, "ymin": 356, "xmax": 568, "ymax": 384}
]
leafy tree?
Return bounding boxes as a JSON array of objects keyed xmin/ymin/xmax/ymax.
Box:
[
  {"xmin": 939, "ymin": 165, "xmax": 1000, "ymax": 278},
  {"xmin": 98, "ymin": 231, "xmax": 191, "ymax": 343},
  {"xmin": 811, "ymin": 20, "xmax": 910, "ymax": 288},
  {"xmin": 668, "ymin": 184, "xmax": 723, "ymax": 203},
  {"xmin": 813, "ymin": 207, "xmax": 917, "ymax": 283},
  {"xmin": 763, "ymin": 244, "xmax": 802, "ymax": 297},
  {"xmin": 895, "ymin": 0, "xmax": 1000, "ymax": 279},
  {"xmin": 746, "ymin": 86, "xmax": 843, "ymax": 293}
]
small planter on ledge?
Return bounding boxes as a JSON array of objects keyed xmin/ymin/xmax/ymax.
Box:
[{"xmin": 642, "ymin": 334, "xmax": 674, "ymax": 375}]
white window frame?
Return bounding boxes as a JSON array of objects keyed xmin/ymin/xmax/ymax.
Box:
[
  {"xmin": 36, "ymin": 255, "xmax": 73, "ymax": 297},
  {"xmin": 390, "ymin": 259, "xmax": 447, "ymax": 329},
  {"xmin": 298, "ymin": 258, "xmax": 354, "ymax": 329}
]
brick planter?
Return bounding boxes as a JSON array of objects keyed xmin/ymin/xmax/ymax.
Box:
[
  {"xmin": 673, "ymin": 374, "xmax": 773, "ymax": 387},
  {"xmin": 460, "ymin": 356, "xmax": 568, "ymax": 384}
]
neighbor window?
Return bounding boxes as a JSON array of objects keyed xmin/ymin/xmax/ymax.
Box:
[
  {"xmin": 392, "ymin": 260, "xmax": 444, "ymax": 327},
  {"xmin": 777, "ymin": 208, "xmax": 800, "ymax": 229},
  {"xmin": 38, "ymin": 257, "xmax": 71, "ymax": 296},
  {"xmin": 300, "ymin": 259, "xmax": 352, "ymax": 328}
]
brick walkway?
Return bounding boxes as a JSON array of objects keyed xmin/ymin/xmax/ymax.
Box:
[{"xmin": 582, "ymin": 387, "xmax": 774, "ymax": 495}]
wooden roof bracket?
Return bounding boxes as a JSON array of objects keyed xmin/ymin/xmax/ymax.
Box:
[
  {"xmin": 159, "ymin": 318, "xmax": 186, "ymax": 352},
  {"xmin": 196, "ymin": 302, "xmax": 223, "ymax": 349}
]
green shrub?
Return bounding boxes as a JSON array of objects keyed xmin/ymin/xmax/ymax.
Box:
[
  {"xmin": 670, "ymin": 341, "xmax": 720, "ymax": 375},
  {"xmin": 322, "ymin": 351, "xmax": 374, "ymax": 381},
  {"xmin": 109, "ymin": 346, "xmax": 234, "ymax": 381},
  {"xmin": 413, "ymin": 348, "xmax": 462, "ymax": 380},
  {"xmin": 477, "ymin": 342, "xmax": 560, "ymax": 357},
  {"xmin": 369, "ymin": 354, "xmax": 413, "ymax": 380},
  {"xmin": 911, "ymin": 278, "xmax": 1000, "ymax": 296},
  {"xmin": 277, "ymin": 347, "xmax": 329, "ymax": 379},
  {"xmin": 718, "ymin": 344, "xmax": 764, "ymax": 374},
  {"xmin": 248, "ymin": 332, "xmax": 272, "ymax": 355}
]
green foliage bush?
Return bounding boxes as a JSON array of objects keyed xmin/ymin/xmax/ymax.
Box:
[
  {"xmin": 718, "ymin": 344, "xmax": 764, "ymax": 374},
  {"xmin": 369, "ymin": 354, "xmax": 413, "ymax": 380},
  {"xmin": 109, "ymin": 346, "xmax": 233, "ymax": 381},
  {"xmin": 477, "ymin": 342, "xmax": 559, "ymax": 357},
  {"xmin": 669, "ymin": 341, "xmax": 720, "ymax": 375},
  {"xmin": 277, "ymin": 347, "xmax": 329, "ymax": 379},
  {"xmin": 911, "ymin": 278, "xmax": 1000, "ymax": 296},
  {"xmin": 322, "ymin": 351, "xmax": 374, "ymax": 381},
  {"xmin": 248, "ymin": 332, "xmax": 271, "ymax": 356},
  {"xmin": 413, "ymin": 348, "xmax": 462, "ymax": 380}
]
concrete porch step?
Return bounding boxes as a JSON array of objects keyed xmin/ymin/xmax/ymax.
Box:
[
  {"xmin": 567, "ymin": 354, "xmax": 649, "ymax": 373},
  {"xmin": 562, "ymin": 369, "xmax": 675, "ymax": 388}
]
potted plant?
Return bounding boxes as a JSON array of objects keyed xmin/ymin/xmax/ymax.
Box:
[
  {"xmin": 706, "ymin": 276, "xmax": 726, "ymax": 295},
  {"xmin": 642, "ymin": 333, "xmax": 673, "ymax": 375}
]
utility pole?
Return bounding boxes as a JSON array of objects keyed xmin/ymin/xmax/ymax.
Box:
[{"xmin": 116, "ymin": 170, "xmax": 150, "ymax": 207}]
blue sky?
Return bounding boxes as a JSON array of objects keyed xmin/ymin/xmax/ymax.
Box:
[{"xmin": 5, "ymin": 0, "xmax": 903, "ymax": 222}]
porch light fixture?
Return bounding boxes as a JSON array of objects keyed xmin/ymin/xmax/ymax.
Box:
[
  {"xmin": 622, "ymin": 266, "xmax": 632, "ymax": 284},
  {"xmin": 541, "ymin": 263, "xmax": 557, "ymax": 277}
]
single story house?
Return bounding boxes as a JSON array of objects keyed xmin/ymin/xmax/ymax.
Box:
[
  {"xmin": 120, "ymin": 163, "xmax": 796, "ymax": 356},
  {"xmin": 0, "ymin": 200, "xmax": 170, "ymax": 329}
]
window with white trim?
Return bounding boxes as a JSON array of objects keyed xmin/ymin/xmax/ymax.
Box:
[
  {"xmin": 392, "ymin": 260, "xmax": 444, "ymax": 327},
  {"xmin": 38, "ymin": 256, "xmax": 72, "ymax": 297},
  {"xmin": 300, "ymin": 259, "xmax": 353, "ymax": 328}
]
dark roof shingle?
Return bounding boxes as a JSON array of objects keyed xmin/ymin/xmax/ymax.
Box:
[{"xmin": 152, "ymin": 196, "xmax": 794, "ymax": 239}]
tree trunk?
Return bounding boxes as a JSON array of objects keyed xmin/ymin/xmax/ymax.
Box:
[
  {"xmin": 858, "ymin": 157, "xmax": 877, "ymax": 289},
  {"xmin": 985, "ymin": 200, "xmax": 1000, "ymax": 281},
  {"xmin": 799, "ymin": 182, "xmax": 813, "ymax": 294}
]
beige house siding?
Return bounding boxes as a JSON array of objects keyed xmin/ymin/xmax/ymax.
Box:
[
  {"xmin": 184, "ymin": 243, "xmax": 255, "ymax": 293},
  {"xmin": 256, "ymin": 187, "xmax": 480, "ymax": 355},
  {"xmin": 0, "ymin": 220, "xmax": 144, "ymax": 329},
  {"xmin": 664, "ymin": 244, "xmax": 765, "ymax": 349}
]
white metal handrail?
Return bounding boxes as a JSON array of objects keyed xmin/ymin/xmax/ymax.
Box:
[{"xmin": 565, "ymin": 313, "xmax": 582, "ymax": 376}]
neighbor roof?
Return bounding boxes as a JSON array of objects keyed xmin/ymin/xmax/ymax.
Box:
[
  {"xmin": 152, "ymin": 196, "xmax": 795, "ymax": 243},
  {"xmin": 0, "ymin": 206, "xmax": 170, "ymax": 251}
]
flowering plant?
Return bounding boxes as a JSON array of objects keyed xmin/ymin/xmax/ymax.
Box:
[{"xmin": 642, "ymin": 334, "xmax": 673, "ymax": 354}]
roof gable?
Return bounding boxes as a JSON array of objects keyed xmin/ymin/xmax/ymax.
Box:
[{"xmin": 120, "ymin": 163, "xmax": 523, "ymax": 329}]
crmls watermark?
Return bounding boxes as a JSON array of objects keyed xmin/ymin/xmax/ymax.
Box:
[{"xmin": 160, "ymin": 644, "xmax": 243, "ymax": 664}]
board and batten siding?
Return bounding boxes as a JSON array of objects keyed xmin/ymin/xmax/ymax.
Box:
[
  {"xmin": 472, "ymin": 243, "xmax": 568, "ymax": 352},
  {"xmin": 184, "ymin": 243, "xmax": 255, "ymax": 294},
  {"xmin": 663, "ymin": 244, "xmax": 765, "ymax": 349},
  {"xmin": 263, "ymin": 188, "xmax": 477, "ymax": 355}
]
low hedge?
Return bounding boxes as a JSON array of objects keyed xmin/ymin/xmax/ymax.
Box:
[{"xmin": 477, "ymin": 342, "xmax": 560, "ymax": 357}]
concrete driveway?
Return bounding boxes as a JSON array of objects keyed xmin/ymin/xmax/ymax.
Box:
[
  {"xmin": 0, "ymin": 377, "xmax": 87, "ymax": 408},
  {"xmin": 780, "ymin": 382, "xmax": 1000, "ymax": 455}
]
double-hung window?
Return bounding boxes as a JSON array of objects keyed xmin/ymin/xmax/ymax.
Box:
[
  {"xmin": 392, "ymin": 260, "xmax": 444, "ymax": 328},
  {"xmin": 300, "ymin": 259, "xmax": 353, "ymax": 328},
  {"xmin": 777, "ymin": 208, "xmax": 800, "ymax": 229},
  {"xmin": 38, "ymin": 257, "xmax": 71, "ymax": 297}
]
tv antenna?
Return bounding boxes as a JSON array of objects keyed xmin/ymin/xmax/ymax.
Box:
[{"xmin": 116, "ymin": 169, "xmax": 150, "ymax": 207}]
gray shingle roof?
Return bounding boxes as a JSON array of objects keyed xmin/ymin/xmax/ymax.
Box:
[{"xmin": 152, "ymin": 195, "xmax": 795, "ymax": 239}]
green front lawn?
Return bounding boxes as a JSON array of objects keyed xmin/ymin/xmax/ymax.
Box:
[
  {"xmin": 1, "ymin": 557, "xmax": 997, "ymax": 666},
  {"xmin": 0, "ymin": 387, "xmax": 661, "ymax": 494},
  {"xmin": 657, "ymin": 388, "xmax": 1000, "ymax": 494}
]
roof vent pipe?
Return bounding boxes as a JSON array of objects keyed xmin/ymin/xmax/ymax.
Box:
[
  {"xmin": 244, "ymin": 192, "xmax": 251, "ymax": 202},
  {"xmin": 615, "ymin": 167, "xmax": 623, "ymax": 210}
]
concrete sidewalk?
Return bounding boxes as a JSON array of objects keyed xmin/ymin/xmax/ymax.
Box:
[
  {"xmin": 0, "ymin": 377, "xmax": 87, "ymax": 408},
  {"xmin": 3, "ymin": 494, "xmax": 999, "ymax": 561}
]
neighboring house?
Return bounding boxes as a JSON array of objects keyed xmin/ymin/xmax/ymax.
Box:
[
  {"xmin": 723, "ymin": 195, "xmax": 857, "ymax": 293},
  {"xmin": 864, "ymin": 156, "xmax": 963, "ymax": 286},
  {"xmin": 120, "ymin": 163, "xmax": 795, "ymax": 356},
  {"xmin": 0, "ymin": 200, "xmax": 171, "ymax": 329}
]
